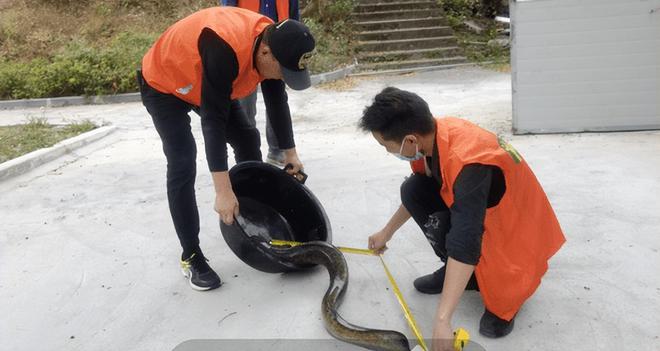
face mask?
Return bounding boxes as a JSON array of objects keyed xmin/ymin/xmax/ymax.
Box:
[{"xmin": 393, "ymin": 139, "xmax": 424, "ymax": 162}]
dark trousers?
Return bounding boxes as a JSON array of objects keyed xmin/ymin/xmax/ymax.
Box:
[
  {"xmin": 138, "ymin": 71, "xmax": 261, "ymax": 257},
  {"xmin": 400, "ymin": 174, "xmax": 451, "ymax": 261},
  {"xmin": 239, "ymin": 89, "xmax": 280, "ymax": 153}
]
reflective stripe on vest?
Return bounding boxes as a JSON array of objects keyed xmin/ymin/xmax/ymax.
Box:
[
  {"xmin": 141, "ymin": 7, "xmax": 273, "ymax": 105},
  {"xmin": 411, "ymin": 117, "xmax": 565, "ymax": 321}
]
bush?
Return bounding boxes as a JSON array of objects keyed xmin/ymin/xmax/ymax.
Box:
[
  {"xmin": 439, "ymin": 0, "xmax": 480, "ymax": 20},
  {"xmin": 438, "ymin": 0, "xmax": 510, "ymax": 65},
  {"xmin": 321, "ymin": 0, "xmax": 354, "ymax": 24},
  {"xmin": 439, "ymin": 0, "xmax": 505, "ymax": 20},
  {"xmin": 0, "ymin": 32, "xmax": 156, "ymax": 99},
  {"xmin": 302, "ymin": 0, "xmax": 356, "ymax": 73},
  {"xmin": 0, "ymin": 0, "xmax": 356, "ymax": 99},
  {"xmin": 304, "ymin": 17, "xmax": 355, "ymax": 74}
]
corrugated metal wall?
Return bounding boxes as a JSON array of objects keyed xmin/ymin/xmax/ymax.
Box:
[{"xmin": 511, "ymin": 0, "xmax": 660, "ymax": 134}]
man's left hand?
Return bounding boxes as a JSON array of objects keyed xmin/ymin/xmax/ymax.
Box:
[
  {"xmin": 432, "ymin": 319, "xmax": 455, "ymax": 351},
  {"xmin": 283, "ymin": 148, "xmax": 304, "ymax": 181}
]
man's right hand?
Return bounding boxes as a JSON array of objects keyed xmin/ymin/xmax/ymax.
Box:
[
  {"xmin": 215, "ymin": 188, "xmax": 239, "ymax": 225},
  {"xmin": 368, "ymin": 229, "xmax": 393, "ymax": 254}
]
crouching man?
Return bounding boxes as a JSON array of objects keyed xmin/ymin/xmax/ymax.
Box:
[{"xmin": 359, "ymin": 87, "xmax": 565, "ymax": 349}]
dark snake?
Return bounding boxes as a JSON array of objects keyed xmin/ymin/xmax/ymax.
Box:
[{"xmin": 266, "ymin": 240, "xmax": 412, "ymax": 351}]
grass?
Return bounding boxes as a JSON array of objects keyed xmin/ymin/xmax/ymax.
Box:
[
  {"xmin": 302, "ymin": 0, "xmax": 357, "ymax": 73},
  {"xmin": 438, "ymin": 0, "xmax": 511, "ymax": 69},
  {"xmin": 0, "ymin": 0, "xmax": 208, "ymax": 61},
  {"xmin": 453, "ymin": 25, "xmax": 510, "ymax": 66},
  {"xmin": 304, "ymin": 17, "xmax": 356, "ymax": 74},
  {"xmin": 0, "ymin": 0, "xmax": 357, "ymax": 99},
  {"xmin": 0, "ymin": 118, "xmax": 97, "ymax": 163},
  {"xmin": 482, "ymin": 62, "xmax": 511, "ymax": 73},
  {"xmin": 0, "ymin": 0, "xmax": 209, "ymax": 99},
  {"xmin": 0, "ymin": 32, "xmax": 158, "ymax": 99}
]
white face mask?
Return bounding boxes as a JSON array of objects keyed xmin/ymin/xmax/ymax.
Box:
[{"xmin": 393, "ymin": 138, "xmax": 424, "ymax": 162}]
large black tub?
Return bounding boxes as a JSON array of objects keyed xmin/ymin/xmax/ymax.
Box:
[{"xmin": 220, "ymin": 162, "xmax": 332, "ymax": 273}]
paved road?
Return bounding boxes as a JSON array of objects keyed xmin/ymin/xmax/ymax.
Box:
[{"xmin": 1, "ymin": 67, "xmax": 658, "ymax": 351}]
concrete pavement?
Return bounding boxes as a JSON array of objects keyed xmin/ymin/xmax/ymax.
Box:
[{"xmin": 1, "ymin": 67, "xmax": 658, "ymax": 350}]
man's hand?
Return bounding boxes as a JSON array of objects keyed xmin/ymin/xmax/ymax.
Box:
[
  {"xmin": 432, "ymin": 319, "xmax": 455, "ymax": 351},
  {"xmin": 211, "ymin": 171, "xmax": 239, "ymax": 225},
  {"xmin": 368, "ymin": 204, "xmax": 411, "ymax": 254},
  {"xmin": 368, "ymin": 228, "xmax": 393, "ymax": 254},
  {"xmin": 432, "ymin": 258, "xmax": 475, "ymax": 351},
  {"xmin": 282, "ymin": 148, "xmax": 304, "ymax": 181},
  {"xmin": 215, "ymin": 188, "xmax": 239, "ymax": 225}
]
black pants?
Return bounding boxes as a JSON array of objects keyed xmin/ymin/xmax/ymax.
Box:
[
  {"xmin": 138, "ymin": 71, "xmax": 261, "ymax": 257},
  {"xmin": 239, "ymin": 89, "xmax": 280, "ymax": 153},
  {"xmin": 401, "ymin": 174, "xmax": 451, "ymax": 261}
]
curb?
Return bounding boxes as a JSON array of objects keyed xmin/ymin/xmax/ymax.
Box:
[
  {"xmin": 0, "ymin": 125, "xmax": 117, "ymax": 182},
  {"xmin": 0, "ymin": 65, "xmax": 357, "ymax": 111},
  {"xmin": 0, "ymin": 93, "xmax": 142, "ymax": 110},
  {"xmin": 310, "ymin": 64, "xmax": 357, "ymax": 85},
  {"xmin": 350, "ymin": 62, "xmax": 482, "ymax": 77}
]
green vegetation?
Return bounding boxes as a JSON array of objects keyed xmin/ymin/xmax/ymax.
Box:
[
  {"xmin": 438, "ymin": 0, "xmax": 510, "ymax": 66},
  {"xmin": 455, "ymin": 27, "xmax": 510, "ymax": 65},
  {"xmin": 304, "ymin": 0, "xmax": 356, "ymax": 73},
  {"xmin": 0, "ymin": 32, "xmax": 157, "ymax": 99},
  {"xmin": 0, "ymin": 0, "xmax": 356, "ymax": 100},
  {"xmin": 0, "ymin": 118, "xmax": 97, "ymax": 163}
]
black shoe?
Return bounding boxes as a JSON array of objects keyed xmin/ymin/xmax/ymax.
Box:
[
  {"xmin": 180, "ymin": 253, "xmax": 222, "ymax": 291},
  {"xmin": 479, "ymin": 309, "xmax": 515, "ymax": 338},
  {"xmin": 413, "ymin": 266, "xmax": 480, "ymax": 294}
]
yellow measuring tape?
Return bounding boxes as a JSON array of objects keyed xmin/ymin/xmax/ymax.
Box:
[
  {"xmin": 377, "ymin": 253, "xmax": 429, "ymax": 351},
  {"xmin": 269, "ymin": 240, "xmax": 470, "ymax": 351}
]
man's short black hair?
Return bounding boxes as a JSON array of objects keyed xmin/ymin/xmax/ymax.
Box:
[{"xmin": 358, "ymin": 87, "xmax": 435, "ymax": 142}]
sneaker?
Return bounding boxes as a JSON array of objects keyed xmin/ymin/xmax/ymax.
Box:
[
  {"xmin": 413, "ymin": 266, "xmax": 480, "ymax": 294},
  {"xmin": 180, "ymin": 253, "xmax": 222, "ymax": 291},
  {"xmin": 479, "ymin": 308, "xmax": 515, "ymax": 338},
  {"xmin": 265, "ymin": 150, "xmax": 286, "ymax": 167}
]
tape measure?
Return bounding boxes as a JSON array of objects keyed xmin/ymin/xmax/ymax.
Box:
[
  {"xmin": 269, "ymin": 240, "xmax": 470, "ymax": 351},
  {"xmin": 453, "ymin": 328, "xmax": 470, "ymax": 350}
]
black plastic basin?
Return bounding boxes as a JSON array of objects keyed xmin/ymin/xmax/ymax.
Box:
[{"xmin": 219, "ymin": 162, "xmax": 332, "ymax": 273}]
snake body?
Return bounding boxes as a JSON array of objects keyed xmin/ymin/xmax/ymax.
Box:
[{"xmin": 267, "ymin": 240, "xmax": 411, "ymax": 351}]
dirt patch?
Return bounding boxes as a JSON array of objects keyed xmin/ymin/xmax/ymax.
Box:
[{"xmin": 317, "ymin": 76, "xmax": 376, "ymax": 92}]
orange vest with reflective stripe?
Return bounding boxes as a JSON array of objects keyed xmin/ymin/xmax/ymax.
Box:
[
  {"xmin": 236, "ymin": 0, "xmax": 291, "ymax": 20},
  {"xmin": 411, "ymin": 117, "xmax": 565, "ymax": 321},
  {"xmin": 141, "ymin": 7, "xmax": 273, "ymax": 105}
]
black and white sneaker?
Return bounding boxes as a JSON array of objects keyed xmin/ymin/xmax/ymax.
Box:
[
  {"xmin": 180, "ymin": 253, "xmax": 222, "ymax": 291},
  {"xmin": 265, "ymin": 150, "xmax": 286, "ymax": 167}
]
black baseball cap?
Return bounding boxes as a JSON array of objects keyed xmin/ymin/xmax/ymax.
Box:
[{"xmin": 268, "ymin": 19, "xmax": 316, "ymax": 90}]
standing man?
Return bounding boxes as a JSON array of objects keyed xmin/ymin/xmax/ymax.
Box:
[
  {"xmin": 359, "ymin": 87, "xmax": 565, "ymax": 350},
  {"xmin": 220, "ymin": 0, "xmax": 300, "ymax": 166},
  {"xmin": 139, "ymin": 7, "xmax": 315, "ymax": 291}
]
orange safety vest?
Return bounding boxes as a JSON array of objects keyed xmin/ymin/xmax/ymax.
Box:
[
  {"xmin": 236, "ymin": 0, "xmax": 291, "ymax": 20},
  {"xmin": 411, "ymin": 117, "xmax": 565, "ymax": 321},
  {"xmin": 141, "ymin": 7, "xmax": 273, "ymax": 106}
]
